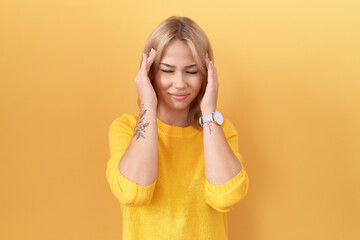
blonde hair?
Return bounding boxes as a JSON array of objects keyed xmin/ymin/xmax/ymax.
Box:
[{"xmin": 141, "ymin": 16, "xmax": 214, "ymax": 128}]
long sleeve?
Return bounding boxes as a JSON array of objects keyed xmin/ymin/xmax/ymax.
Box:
[
  {"xmin": 105, "ymin": 114, "xmax": 157, "ymax": 206},
  {"xmin": 204, "ymin": 119, "xmax": 249, "ymax": 212}
]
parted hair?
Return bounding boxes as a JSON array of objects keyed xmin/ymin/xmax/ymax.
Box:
[{"xmin": 141, "ymin": 16, "xmax": 214, "ymax": 128}]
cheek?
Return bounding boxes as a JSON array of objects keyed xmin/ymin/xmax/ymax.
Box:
[
  {"xmin": 191, "ymin": 75, "xmax": 203, "ymax": 93},
  {"xmin": 154, "ymin": 73, "xmax": 171, "ymax": 91}
]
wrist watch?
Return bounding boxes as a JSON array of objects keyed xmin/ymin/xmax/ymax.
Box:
[{"xmin": 199, "ymin": 110, "xmax": 224, "ymax": 126}]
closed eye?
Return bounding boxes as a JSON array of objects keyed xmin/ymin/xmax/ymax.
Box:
[
  {"xmin": 161, "ymin": 69, "xmax": 198, "ymax": 74},
  {"xmin": 161, "ymin": 70, "xmax": 174, "ymax": 73}
]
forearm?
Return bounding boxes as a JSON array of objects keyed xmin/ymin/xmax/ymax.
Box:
[
  {"xmin": 203, "ymin": 122, "xmax": 242, "ymax": 185},
  {"xmin": 118, "ymin": 104, "xmax": 158, "ymax": 187}
]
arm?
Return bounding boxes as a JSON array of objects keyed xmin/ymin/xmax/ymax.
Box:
[
  {"xmin": 203, "ymin": 120, "xmax": 249, "ymax": 212},
  {"xmin": 119, "ymin": 48, "xmax": 159, "ymax": 187},
  {"xmin": 106, "ymin": 49, "xmax": 159, "ymax": 206},
  {"xmin": 201, "ymin": 54, "xmax": 249, "ymax": 212},
  {"xmin": 118, "ymin": 103, "xmax": 158, "ymax": 186},
  {"xmin": 106, "ymin": 113, "xmax": 157, "ymax": 206},
  {"xmin": 201, "ymin": 54, "xmax": 241, "ymax": 184},
  {"xmin": 203, "ymin": 121, "xmax": 242, "ymax": 185}
]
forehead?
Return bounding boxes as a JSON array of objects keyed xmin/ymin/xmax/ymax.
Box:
[{"xmin": 160, "ymin": 39, "xmax": 196, "ymax": 67}]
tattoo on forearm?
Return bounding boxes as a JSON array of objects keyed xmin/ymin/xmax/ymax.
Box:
[
  {"xmin": 207, "ymin": 123, "xmax": 212, "ymax": 135},
  {"xmin": 134, "ymin": 104, "xmax": 150, "ymax": 140}
]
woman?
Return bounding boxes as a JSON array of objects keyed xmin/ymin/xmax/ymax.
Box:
[{"xmin": 106, "ymin": 16, "xmax": 249, "ymax": 240}]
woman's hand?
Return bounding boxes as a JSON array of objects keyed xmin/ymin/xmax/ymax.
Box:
[
  {"xmin": 200, "ymin": 53, "xmax": 219, "ymax": 115},
  {"xmin": 134, "ymin": 48, "xmax": 157, "ymax": 107}
]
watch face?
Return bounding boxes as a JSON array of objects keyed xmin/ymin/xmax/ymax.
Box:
[{"xmin": 214, "ymin": 111, "xmax": 223, "ymax": 125}]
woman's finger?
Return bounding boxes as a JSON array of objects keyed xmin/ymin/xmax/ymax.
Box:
[
  {"xmin": 207, "ymin": 60, "xmax": 214, "ymax": 85},
  {"xmin": 205, "ymin": 53, "xmax": 214, "ymax": 83},
  {"xmin": 140, "ymin": 52, "xmax": 148, "ymax": 72},
  {"xmin": 204, "ymin": 52, "xmax": 211, "ymax": 70},
  {"xmin": 209, "ymin": 61, "xmax": 218, "ymax": 87},
  {"xmin": 146, "ymin": 48, "xmax": 157, "ymax": 72},
  {"xmin": 206, "ymin": 59, "xmax": 219, "ymax": 89}
]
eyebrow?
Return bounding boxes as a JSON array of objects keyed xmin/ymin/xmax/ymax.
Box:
[{"xmin": 160, "ymin": 63, "xmax": 197, "ymax": 68}]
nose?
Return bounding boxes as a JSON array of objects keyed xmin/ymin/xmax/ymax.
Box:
[{"xmin": 173, "ymin": 72, "xmax": 187, "ymax": 89}]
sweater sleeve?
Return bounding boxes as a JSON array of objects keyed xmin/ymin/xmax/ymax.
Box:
[
  {"xmin": 204, "ymin": 119, "xmax": 249, "ymax": 213},
  {"xmin": 105, "ymin": 114, "xmax": 157, "ymax": 207}
]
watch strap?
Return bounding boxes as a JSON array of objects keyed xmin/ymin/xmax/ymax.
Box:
[
  {"xmin": 199, "ymin": 110, "xmax": 224, "ymax": 126},
  {"xmin": 199, "ymin": 112, "xmax": 214, "ymax": 126}
]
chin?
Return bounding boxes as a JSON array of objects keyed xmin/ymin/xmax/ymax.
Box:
[
  {"xmin": 166, "ymin": 99, "xmax": 193, "ymax": 111},
  {"xmin": 170, "ymin": 103, "xmax": 191, "ymax": 111}
]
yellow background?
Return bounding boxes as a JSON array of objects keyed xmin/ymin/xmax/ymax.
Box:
[{"xmin": 1, "ymin": 0, "xmax": 359, "ymax": 239}]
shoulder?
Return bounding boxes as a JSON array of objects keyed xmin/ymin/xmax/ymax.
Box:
[
  {"xmin": 221, "ymin": 118, "xmax": 239, "ymax": 138},
  {"xmin": 109, "ymin": 114, "xmax": 138, "ymax": 133}
]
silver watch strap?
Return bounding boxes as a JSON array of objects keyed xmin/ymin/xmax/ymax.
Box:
[{"xmin": 200, "ymin": 113, "xmax": 214, "ymax": 126}]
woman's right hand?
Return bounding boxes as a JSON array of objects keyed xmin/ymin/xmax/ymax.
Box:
[{"xmin": 134, "ymin": 48, "xmax": 157, "ymax": 108}]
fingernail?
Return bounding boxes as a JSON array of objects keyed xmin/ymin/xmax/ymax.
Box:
[{"xmin": 206, "ymin": 52, "xmax": 209, "ymax": 58}]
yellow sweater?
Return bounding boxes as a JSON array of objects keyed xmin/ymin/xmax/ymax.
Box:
[{"xmin": 106, "ymin": 114, "xmax": 249, "ymax": 240}]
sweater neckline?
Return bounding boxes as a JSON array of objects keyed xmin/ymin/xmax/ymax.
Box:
[{"xmin": 156, "ymin": 117, "xmax": 201, "ymax": 138}]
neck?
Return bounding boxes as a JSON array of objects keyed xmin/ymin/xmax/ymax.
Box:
[{"xmin": 157, "ymin": 105, "xmax": 190, "ymax": 127}]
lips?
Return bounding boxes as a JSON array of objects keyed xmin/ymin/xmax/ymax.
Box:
[{"xmin": 169, "ymin": 93, "xmax": 190, "ymax": 100}]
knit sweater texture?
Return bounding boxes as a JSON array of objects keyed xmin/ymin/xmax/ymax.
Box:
[{"xmin": 106, "ymin": 113, "xmax": 249, "ymax": 240}]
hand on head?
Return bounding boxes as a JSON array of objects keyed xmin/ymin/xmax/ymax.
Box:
[
  {"xmin": 134, "ymin": 48, "xmax": 158, "ymax": 107},
  {"xmin": 200, "ymin": 53, "xmax": 219, "ymax": 115}
]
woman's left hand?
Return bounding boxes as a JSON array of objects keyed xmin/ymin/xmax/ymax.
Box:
[{"xmin": 200, "ymin": 53, "xmax": 219, "ymax": 115}]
